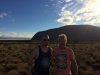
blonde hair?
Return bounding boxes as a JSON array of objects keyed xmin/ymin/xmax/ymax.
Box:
[{"xmin": 58, "ymin": 33, "xmax": 67, "ymax": 40}]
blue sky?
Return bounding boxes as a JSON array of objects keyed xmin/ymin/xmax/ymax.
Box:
[{"xmin": 0, "ymin": 0, "xmax": 100, "ymax": 38}]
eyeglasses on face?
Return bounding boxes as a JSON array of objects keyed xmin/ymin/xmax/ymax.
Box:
[{"xmin": 43, "ymin": 39, "xmax": 50, "ymax": 41}]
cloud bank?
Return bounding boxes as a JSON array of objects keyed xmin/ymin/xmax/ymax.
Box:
[
  {"xmin": 53, "ymin": 0, "xmax": 100, "ymax": 25},
  {"xmin": 0, "ymin": 32, "xmax": 33, "ymax": 38}
]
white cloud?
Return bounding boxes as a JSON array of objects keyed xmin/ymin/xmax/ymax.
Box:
[
  {"xmin": 57, "ymin": 17, "xmax": 73, "ymax": 25},
  {"xmin": 55, "ymin": 0, "xmax": 100, "ymax": 25},
  {"xmin": 59, "ymin": 10, "xmax": 72, "ymax": 17},
  {"xmin": 0, "ymin": 32, "xmax": 33, "ymax": 38},
  {"xmin": 65, "ymin": 0, "xmax": 72, "ymax": 2},
  {"xmin": 72, "ymin": 22, "xmax": 76, "ymax": 25},
  {"xmin": 0, "ymin": 32, "xmax": 2, "ymax": 37},
  {"xmin": 75, "ymin": 16, "xmax": 81, "ymax": 21},
  {"xmin": 0, "ymin": 12, "xmax": 15, "ymax": 22},
  {"xmin": 74, "ymin": 0, "xmax": 100, "ymax": 25},
  {"xmin": 0, "ymin": 12, "xmax": 8, "ymax": 18},
  {"xmin": 50, "ymin": 0, "xmax": 55, "ymax": 2},
  {"xmin": 75, "ymin": 0, "xmax": 88, "ymax": 4},
  {"xmin": 57, "ymin": 0, "xmax": 72, "ymax": 3},
  {"xmin": 84, "ymin": 17, "xmax": 100, "ymax": 25},
  {"xmin": 16, "ymin": 33, "xmax": 33, "ymax": 38},
  {"xmin": 57, "ymin": 6, "xmax": 73, "ymax": 25},
  {"xmin": 45, "ymin": 5, "xmax": 49, "ymax": 7},
  {"xmin": 10, "ymin": 32, "xmax": 17, "ymax": 37},
  {"xmin": 53, "ymin": 4, "xmax": 56, "ymax": 6},
  {"xmin": 12, "ymin": 19, "xmax": 15, "ymax": 21}
]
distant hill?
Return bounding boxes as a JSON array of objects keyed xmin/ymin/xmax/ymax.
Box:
[{"xmin": 31, "ymin": 25, "xmax": 100, "ymax": 41}]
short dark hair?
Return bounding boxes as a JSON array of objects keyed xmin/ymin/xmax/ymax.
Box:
[{"xmin": 41, "ymin": 34, "xmax": 49, "ymax": 40}]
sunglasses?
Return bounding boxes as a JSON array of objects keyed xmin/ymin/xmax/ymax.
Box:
[{"xmin": 43, "ymin": 39, "xmax": 50, "ymax": 41}]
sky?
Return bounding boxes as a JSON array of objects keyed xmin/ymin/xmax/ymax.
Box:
[{"xmin": 0, "ymin": 0, "xmax": 100, "ymax": 38}]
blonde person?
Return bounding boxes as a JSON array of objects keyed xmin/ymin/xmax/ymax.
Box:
[{"xmin": 52, "ymin": 33, "xmax": 78, "ymax": 75}]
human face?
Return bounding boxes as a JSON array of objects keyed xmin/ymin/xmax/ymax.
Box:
[
  {"xmin": 42, "ymin": 36, "xmax": 50, "ymax": 47},
  {"xmin": 58, "ymin": 38, "xmax": 67, "ymax": 48}
]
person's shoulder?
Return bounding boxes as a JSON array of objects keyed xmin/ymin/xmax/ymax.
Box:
[
  {"xmin": 52, "ymin": 47, "xmax": 59, "ymax": 54},
  {"xmin": 49, "ymin": 46, "xmax": 53, "ymax": 50},
  {"xmin": 66, "ymin": 47, "xmax": 74, "ymax": 55},
  {"xmin": 31, "ymin": 46, "xmax": 39, "ymax": 53},
  {"xmin": 53, "ymin": 47, "xmax": 59, "ymax": 51},
  {"xmin": 66, "ymin": 47, "xmax": 71, "ymax": 50},
  {"xmin": 49, "ymin": 47, "xmax": 53, "ymax": 53},
  {"xmin": 66, "ymin": 47, "xmax": 73, "ymax": 52},
  {"xmin": 33, "ymin": 46, "xmax": 39, "ymax": 50}
]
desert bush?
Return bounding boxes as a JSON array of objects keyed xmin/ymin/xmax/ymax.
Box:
[
  {"xmin": 85, "ymin": 58, "xmax": 95, "ymax": 66},
  {"xmin": 7, "ymin": 70, "xmax": 19, "ymax": 75},
  {"xmin": 93, "ymin": 53, "xmax": 100, "ymax": 58},
  {"xmin": 7, "ymin": 45, "xmax": 14, "ymax": 50},
  {"xmin": 0, "ymin": 53, "xmax": 8, "ymax": 57},
  {"xmin": 78, "ymin": 70, "xmax": 87, "ymax": 75},
  {"xmin": 0, "ymin": 47, "xmax": 8, "ymax": 51},
  {"xmin": 18, "ymin": 53, "xmax": 27, "ymax": 62},
  {"xmin": 80, "ymin": 63, "xmax": 87, "ymax": 70},
  {"xmin": 0, "ymin": 59, "xmax": 6, "ymax": 63},
  {"xmin": 50, "ymin": 62, "xmax": 55, "ymax": 75},
  {"xmin": 0, "ymin": 71, "xmax": 5, "ymax": 75},
  {"xmin": 85, "ymin": 71, "xmax": 95, "ymax": 75},
  {"xmin": 11, "ymin": 60, "xmax": 18, "ymax": 64},
  {"xmin": 23, "ymin": 63, "xmax": 28, "ymax": 70},
  {"xmin": 4, "ymin": 63, "xmax": 18, "ymax": 71},
  {"xmin": 0, "ymin": 66, "xmax": 5, "ymax": 72},
  {"xmin": 19, "ymin": 70, "xmax": 27, "ymax": 75},
  {"xmin": 95, "ymin": 57, "xmax": 100, "ymax": 63},
  {"xmin": 92, "ymin": 63, "xmax": 100, "ymax": 70},
  {"xmin": 0, "ymin": 41, "xmax": 100, "ymax": 75}
]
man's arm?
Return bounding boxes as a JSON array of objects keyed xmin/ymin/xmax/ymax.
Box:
[
  {"xmin": 69, "ymin": 49, "xmax": 78, "ymax": 75},
  {"xmin": 50, "ymin": 47, "xmax": 53, "ymax": 62},
  {"xmin": 28, "ymin": 47, "xmax": 37, "ymax": 75},
  {"xmin": 50, "ymin": 47, "xmax": 55, "ymax": 75},
  {"xmin": 71, "ymin": 58, "xmax": 78, "ymax": 75}
]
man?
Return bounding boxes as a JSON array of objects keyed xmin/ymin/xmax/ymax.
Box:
[
  {"xmin": 28, "ymin": 34, "xmax": 52, "ymax": 75},
  {"xmin": 52, "ymin": 33, "xmax": 78, "ymax": 75}
]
